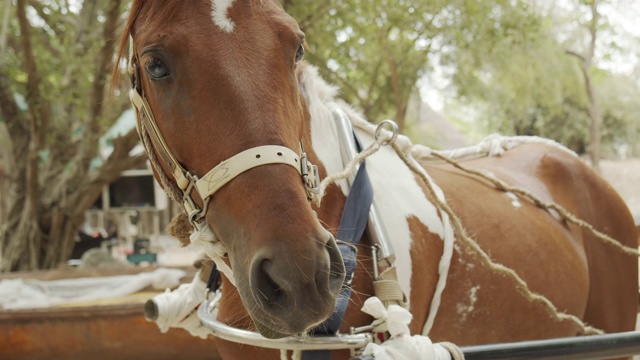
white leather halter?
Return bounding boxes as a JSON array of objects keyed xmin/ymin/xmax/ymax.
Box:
[{"xmin": 127, "ymin": 48, "xmax": 319, "ymax": 229}]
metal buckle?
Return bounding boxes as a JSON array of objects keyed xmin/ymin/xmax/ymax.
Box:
[
  {"xmin": 299, "ymin": 144, "xmax": 320, "ymax": 200},
  {"xmin": 182, "ymin": 173, "xmax": 210, "ymax": 230}
]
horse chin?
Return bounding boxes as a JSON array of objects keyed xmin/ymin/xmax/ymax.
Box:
[
  {"xmin": 252, "ymin": 316, "xmax": 300, "ymax": 339},
  {"xmin": 248, "ymin": 304, "xmax": 329, "ymax": 339}
]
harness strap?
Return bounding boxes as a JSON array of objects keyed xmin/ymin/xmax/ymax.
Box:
[
  {"xmin": 195, "ymin": 146, "xmax": 302, "ymax": 200},
  {"xmin": 373, "ymin": 267, "xmax": 408, "ymax": 308},
  {"xmin": 130, "ymin": 87, "xmax": 191, "ymax": 191},
  {"xmin": 301, "ymin": 131, "xmax": 373, "ymax": 360}
]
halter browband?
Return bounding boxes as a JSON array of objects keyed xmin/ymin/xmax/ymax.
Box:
[{"xmin": 127, "ymin": 51, "xmax": 319, "ymax": 229}]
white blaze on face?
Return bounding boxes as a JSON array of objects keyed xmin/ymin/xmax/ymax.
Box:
[{"xmin": 211, "ymin": 0, "xmax": 236, "ymax": 33}]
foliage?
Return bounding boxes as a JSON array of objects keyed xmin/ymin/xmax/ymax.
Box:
[
  {"xmin": 0, "ymin": 0, "xmax": 145, "ymax": 271},
  {"xmin": 283, "ymin": 0, "xmax": 639, "ymax": 158},
  {"xmin": 284, "ymin": 0, "xmax": 447, "ymax": 131},
  {"xmin": 441, "ymin": 0, "xmax": 640, "ymax": 158}
]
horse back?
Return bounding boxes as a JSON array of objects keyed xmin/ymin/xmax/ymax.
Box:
[{"xmin": 416, "ymin": 143, "xmax": 637, "ymax": 343}]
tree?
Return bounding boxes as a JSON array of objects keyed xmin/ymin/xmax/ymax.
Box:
[
  {"xmin": 284, "ymin": 0, "xmax": 440, "ymax": 131},
  {"xmin": 284, "ymin": 0, "xmax": 556, "ymax": 138},
  {"xmin": 438, "ymin": 0, "xmax": 640, "ymax": 158},
  {"xmin": 0, "ymin": 0, "xmax": 146, "ymax": 272},
  {"xmin": 564, "ymin": 0, "xmax": 605, "ymax": 169}
]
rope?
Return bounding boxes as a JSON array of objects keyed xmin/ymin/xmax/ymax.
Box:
[
  {"xmin": 430, "ymin": 152, "xmax": 640, "ymax": 257},
  {"xmin": 391, "ymin": 142, "xmax": 604, "ymax": 336},
  {"xmin": 316, "ymin": 139, "xmax": 383, "ymax": 205},
  {"xmin": 439, "ymin": 342, "xmax": 465, "ymax": 360},
  {"xmin": 431, "ymin": 134, "xmax": 578, "ymax": 160}
]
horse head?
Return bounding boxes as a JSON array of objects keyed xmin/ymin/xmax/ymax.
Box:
[{"xmin": 119, "ymin": 0, "xmax": 345, "ymax": 338}]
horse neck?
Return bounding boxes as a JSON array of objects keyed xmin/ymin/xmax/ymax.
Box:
[{"xmin": 299, "ymin": 64, "xmax": 347, "ymax": 187}]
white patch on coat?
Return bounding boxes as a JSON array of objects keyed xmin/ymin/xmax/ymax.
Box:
[
  {"xmin": 505, "ymin": 192, "xmax": 522, "ymax": 208},
  {"xmin": 300, "ymin": 65, "xmax": 448, "ymax": 315},
  {"xmin": 456, "ymin": 285, "xmax": 480, "ymax": 322},
  {"xmin": 211, "ymin": 0, "xmax": 236, "ymax": 33}
]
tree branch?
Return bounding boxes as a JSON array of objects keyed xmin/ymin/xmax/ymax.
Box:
[
  {"xmin": 88, "ymin": 0, "xmax": 123, "ymax": 124},
  {"xmin": 565, "ymin": 49, "xmax": 586, "ymax": 64},
  {"xmin": 76, "ymin": 0, "xmax": 123, "ymax": 176},
  {"xmin": 0, "ymin": 0, "xmax": 10, "ymax": 53},
  {"xmin": 16, "ymin": 0, "xmax": 51, "ymax": 146},
  {"xmin": 76, "ymin": 128, "xmax": 147, "ymax": 212},
  {"xmin": 27, "ymin": 0, "xmax": 65, "ymax": 41}
]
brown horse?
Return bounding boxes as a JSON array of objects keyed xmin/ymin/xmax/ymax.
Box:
[{"xmin": 116, "ymin": 0, "xmax": 638, "ymax": 359}]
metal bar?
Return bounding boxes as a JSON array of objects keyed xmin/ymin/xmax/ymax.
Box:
[
  {"xmin": 461, "ymin": 331, "xmax": 640, "ymax": 360},
  {"xmin": 350, "ymin": 332, "xmax": 640, "ymax": 360},
  {"xmin": 197, "ymin": 297, "xmax": 372, "ymax": 351},
  {"xmin": 331, "ymin": 107, "xmax": 395, "ymax": 267}
]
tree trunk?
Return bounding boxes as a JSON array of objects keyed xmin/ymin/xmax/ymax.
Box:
[
  {"xmin": 566, "ymin": 0, "xmax": 602, "ymax": 170},
  {"xmin": 379, "ymin": 28, "xmax": 407, "ymax": 132},
  {"xmin": 582, "ymin": 66, "xmax": 602, "ymax": 169}
]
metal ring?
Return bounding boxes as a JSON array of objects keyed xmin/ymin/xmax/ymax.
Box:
[
  {"xmin": 375, "ymin": 120, "xmax": 398, "ymax": 146},
  {"xmin": 188, "ymin": 209, "xmax": 203, "ymax": 225}
]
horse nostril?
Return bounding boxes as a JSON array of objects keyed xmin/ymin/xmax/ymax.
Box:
[
  {"xmin": 326, "ymin": 236, "xmax": 346, "ymax": 293},
  {"xmin": 252, "ymin": 258, "xmax": 286, "ymax": 306}
]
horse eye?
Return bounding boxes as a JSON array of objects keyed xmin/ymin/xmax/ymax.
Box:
[
  {"xmin": 295, "ymin": 44, "xmax": 305, "ymax": 64},
  {"xmin": 145, "ymin": 58, "xmax": 169, "ymax": 79}
]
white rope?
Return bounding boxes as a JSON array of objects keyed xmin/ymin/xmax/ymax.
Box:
[
  {"xmin": 279, "ymin": 349, "xmax": 288, "ymax": 360},
  {"xmin": 189, "ymin": 224, "xmax": 236, "ymax": 286},
  {"xmin": 417, "ymin": 157, "xmax": 456, "ymax": 335},
  {"xmin": 153, "ymin": 270, "xmax": 214, "ymax": 339},
  {"xmin": 316, "ymin": 138, "xmax": 382, "ymax": 205},
  {"xmin": 361, "ymin": 297, "xmax": 460, "ymax": 360},
  {"xmin": 431, "ymin": 134, "xmax": 578, "ymax": 160},
  {"xmin": 314, "ymin": 104, "xmax": 457, "ymax": 336}
]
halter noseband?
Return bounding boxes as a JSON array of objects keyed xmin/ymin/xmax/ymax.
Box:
[{"xmin": 127, "ymin": 49, "xmax": 320, "ymax": 230}]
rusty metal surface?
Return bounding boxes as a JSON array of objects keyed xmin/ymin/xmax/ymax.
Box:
[
  {"xmin": 0, "ymin": 302, "xmax": 221, "ymax": 360},
  {"xmin": 0, "ymin": 266, "xmax": 219, "ymax": 360}
]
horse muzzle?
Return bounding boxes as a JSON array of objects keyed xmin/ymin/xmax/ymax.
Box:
[{"xmin": 245, "ymin": 232, "xmax": 345, "ymax": 338}]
